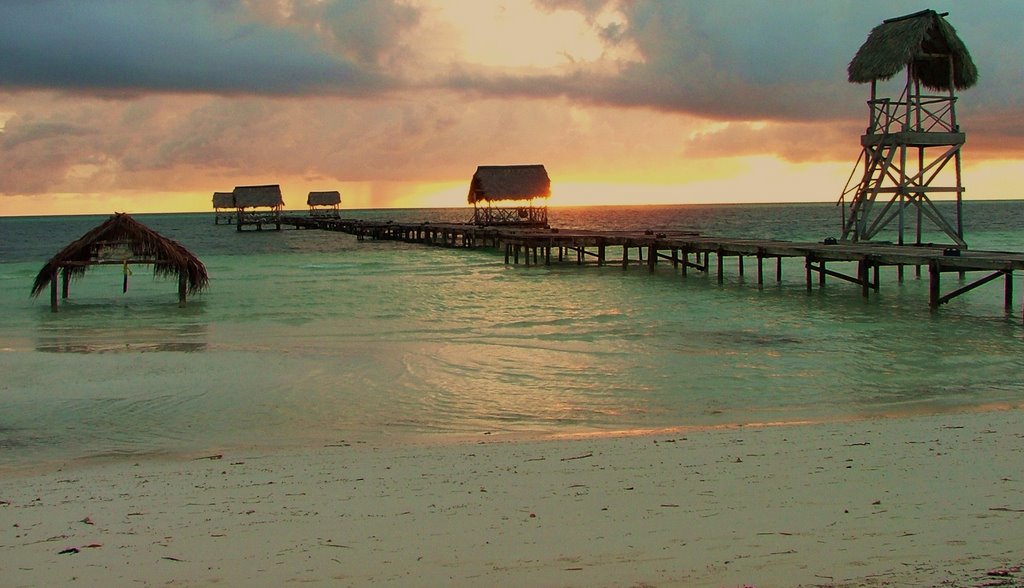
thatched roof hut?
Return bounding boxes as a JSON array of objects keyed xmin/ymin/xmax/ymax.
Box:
[
  {"xmin": 31, "ymin": 213, "xmax": 209, "ymax": 311},
  {"xmin": 233, "ymin": 184, "xmax": 284, "ymax": 209},
  {"xmin": 848, "ymin": 9, "xmax": 977, "ymax": 91},
  {"xmin": 467, "ymin": 165, "xmax": 551, "ymax": 204},
  {"xmin": 307, "ymin": 191, "xmax": 341, "ymax": 206},
  {"xmin": 212, "ymin": 191, "xmax": 234, "ymax": 209}
]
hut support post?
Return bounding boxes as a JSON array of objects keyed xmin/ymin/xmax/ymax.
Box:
[
  {"xmin": 61, "ymin": 268, "xmax": 70, "ymax": 299},
  {"xmin": 50, "ymin": 269, "xmax": 58, "ymax": 312},
  {"xmin": 178, "ymin": 275, "xmax": 187, "ymax": 307}
]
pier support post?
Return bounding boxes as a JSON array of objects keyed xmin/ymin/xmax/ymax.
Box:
[
  {"xmin": 1005, "ymin": 270, "xmax": 1013, "ymax": 311},
  {"xmin": 805, "ymin": 257, "xmax": 813, "ymax": 292},
  {"xmin": 738, "ymin": 255, "xmax": 744, "ymax": 278},
  {"xmin": 819, "ymin": 261, "xmax": 826, "ymax": 287},
  {"xmin": 622, "ymin": 244, "xmax": 629, "ymax": 269},
  {"xmin": 777, "ymin": 257, "xmax": 783, "ymax": 282},
  {"xmin": 929, "ymin": 261, "xmax": 941, "ymax": 310},
  {"xmin": 648, "ymin": 245, "xmax": 656, "ymax": 272},
  {"xmin": 681, "ymin": 249, "xmax": 688, "ymax": 277},
  {"xmin": 756, "ymin": 254, "xmax": 764, "ymax": 288},
  {"xmin": 598, "ymin": 244, "xmax": 606, "ymax": 266},
  {"xmin": 717, "ymin": 250, "xmax": 724, "ymax": 284},
  {"xmin": 859, "ymin": 259, "xmax": 870, "ymax": 298},
  {"xmin": 504, "ymin": 244, "xmax": 510, "ymax": 264}
]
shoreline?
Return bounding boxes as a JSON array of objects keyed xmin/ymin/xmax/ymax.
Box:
[
  {"xmin": 3, "ymin": 401, "xmax": 1022, "ymax": 479},
  {"xmin": 2, "ymin": 408, "xmax": 1022, "ymax": 587}
]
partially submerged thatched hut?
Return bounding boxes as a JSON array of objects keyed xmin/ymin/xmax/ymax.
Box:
[
  {"xmin": 212, "ymin": 191, "xmax": 235, "ymax": 225},
  {"xmin": 31, "ymin": 213, "xmax": 209, "ymax": 311},
  {"xmin": 233, "ymin": 184, "xmax": 284, "ymax": 231},
  {"xmin": 468, "ymin": 164, "xmax": 551, "ymax": 227},
  {"xmin": 307, "ymin": 190, "xmax": 341, "ymax": 218}
]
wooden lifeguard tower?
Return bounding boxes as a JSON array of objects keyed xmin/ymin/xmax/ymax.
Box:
[
  {"xmin": 212, "ymin": 191, "xmax": 235, "ymax": 224},
  {"xmin": 307, "ymin": 190, "xmax": 341, "ymax": 219},
  {"xmin": 468, "ymin": 164, "xmax": 550, "ymax": 227},
  {"xmin": 30, "ymin": 213, "xmax": 209, "ymax": 312},
  {"xmin": 839, "ymin": 9, "xmax": 977, "ymax": 247},
  {"xmin": 233, "ymin": 184, "xmax": 284, "ymax": 231}
]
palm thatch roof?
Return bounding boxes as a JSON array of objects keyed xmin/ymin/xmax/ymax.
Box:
[
  {"xmin": 31, "ymin": 213, "xmax": 209, "ymax": 298},
  {"xmin": 848, "ymin": 9, "xmax": 977, "ymax": 91},
  {"xmin": 212, "ymin": 191, "xmax": 234, "ymax": 209},
  {"xmin": 233, "ymin": 184, "xmax": 284, "ymax": 208},
  {"xmin": 307, "ymin": 190, "xmax": 341, "ymax": 206},
  {"xmin": 467, "ymin": 164, "xmax": 551, "ymax": 205}
]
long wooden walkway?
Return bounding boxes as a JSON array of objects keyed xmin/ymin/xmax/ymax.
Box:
[{"xmin": 280, "ymin": 215, "xmax": 1024, "ymax": 319}]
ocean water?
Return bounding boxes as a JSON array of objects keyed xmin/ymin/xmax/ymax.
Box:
[{"xmin": 2, "ymin": 202, "xmax": 1024, "ymax": 471}]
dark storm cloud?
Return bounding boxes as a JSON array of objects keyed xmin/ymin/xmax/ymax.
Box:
[
  {"xmin": 0, "ymin": 0, "xmax": 396, "ymax": 96},
  {"xmin": 456, "ymin": 1, "xmax": 1024, "ymax": 125}
]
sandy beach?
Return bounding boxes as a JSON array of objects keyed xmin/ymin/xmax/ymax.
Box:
[{"xmin": 2, "ymin": 408, "xmax": 1022, "ymax": 587}]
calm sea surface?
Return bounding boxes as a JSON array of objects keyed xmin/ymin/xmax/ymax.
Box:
[{"xmin": 2, "ymin": 202, "xmax": 1024, "ymax": 471}]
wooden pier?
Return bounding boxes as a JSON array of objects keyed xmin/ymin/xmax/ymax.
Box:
[{"xmin": 280, "ymin": 215, "xmax": 1024, "ymax": 320}]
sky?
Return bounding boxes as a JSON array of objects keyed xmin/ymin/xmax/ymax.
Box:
[{"xmin": 0, "ymin": 0, "xmax": 1022, "ymax": 216}]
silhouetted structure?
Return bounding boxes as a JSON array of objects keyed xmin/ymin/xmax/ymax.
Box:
[
  {"xmin": 234, "ymin": 184, "xmax": 284, "ymax": 231},
  {"xmin": 840, "ymin": 9, "xmax": 977, "ymax": 247},
  {"xmin": 307, "ymin": 190, "xmax": 341, "ymax": 218},
  {"xmin": 468, "ymin": 164, "xmax": 550, "ymax": 227}
]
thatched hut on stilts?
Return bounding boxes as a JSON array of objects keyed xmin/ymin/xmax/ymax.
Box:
[
  {"xmin": 30, "ymin": 213, "xmax": 209, "ymax": 312},
  {"xmin": 468, "ymin": 164, "xmax": 551, "ymax": 227},
  {"xmin": 839, "ymin": 9, "xmax": 978, "ymax": 247},
  {"xmin": 233, "ymin": 184, "xmax": 284, "ymax": 231},
  {"xmin": 307, "ymin": 190, "xmax": 342, "ymax": 218},
  {"xmin": 212, "ymin": 191, "xmax": 236, "ymax": 225}
]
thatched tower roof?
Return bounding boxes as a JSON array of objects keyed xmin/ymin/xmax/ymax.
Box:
[
  {"xmin": 848, "ymin": 9, "xmax": 977, "ymax": 91},
  {"xmin": 31, "ymin": 213, "xmax": 209, "ymax": 298},
  {"xmin": 212, "ymin": 191, "xmax": 234, "ymax": 209},
  {"xmin": 233, "ymin": 184, "xmax": 284, "ymax": 208},
  {"xmin": 468, "ymin": 164, "xmax": 551, "ymax": 204},
  {"xmin": 307, "ymin": 190, "xmax": 341, "ymax": 206}
]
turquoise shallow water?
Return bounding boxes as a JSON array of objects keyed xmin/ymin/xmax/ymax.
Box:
[{"xmin": 2, "ymin": 202, "xmax": 1024, "ymax": 470}]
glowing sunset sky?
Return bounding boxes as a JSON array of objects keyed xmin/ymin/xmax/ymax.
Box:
[{"xmin": 1, "ymin": 0, "xmax": 1022, "ymax": 216}]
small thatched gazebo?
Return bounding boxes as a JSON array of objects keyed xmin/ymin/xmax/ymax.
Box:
[
  {"xmin": 212, "ymin": 191, "xmax": 235, "ymax": 225},
  {"xmin": 307, "ymin": 190, "xmax": 341, "ymax": 218},
  {"xmin": 31, "ymin": 213, "xmax": 209, "ymax": 312},
  {"xmin": 839, "ymin": 9, "xmax": 977, "ymax": 247},
  {"xmin": 468, "ymin": 164, "xmax": 550, "ymax": 227},
  {"xmin": 233, "ymin": 184, "xmax": 285, "ymax": 231}
]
